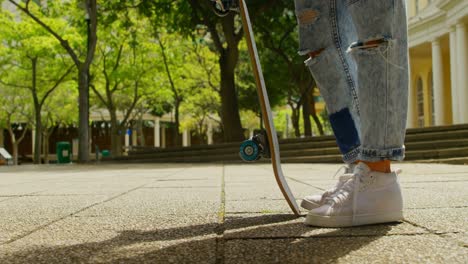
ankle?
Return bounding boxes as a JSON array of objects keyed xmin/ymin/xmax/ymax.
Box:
[{"xmin": 357, "ymin": 160, "xmax": 391, "ymax": 173}]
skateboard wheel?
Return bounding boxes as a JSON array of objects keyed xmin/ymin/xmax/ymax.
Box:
[{"xmin": 239, "ymin": 140, "xmax": 260, "ymax": 162}]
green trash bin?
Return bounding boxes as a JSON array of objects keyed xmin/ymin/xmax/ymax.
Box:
[
  {"xmin": 56, "ymin": 141, "xmax": 72, "ymax": 164},
  {"xmin": 101, "ymin": 150, "xmax": 110, "ymax": 158}
]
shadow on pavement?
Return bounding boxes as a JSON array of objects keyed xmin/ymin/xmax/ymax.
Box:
[{"xmin": 0, "ymin": 214, "xmax": 394, "ymax": 263}]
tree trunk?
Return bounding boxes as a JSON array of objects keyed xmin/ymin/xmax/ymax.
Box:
[
  {"xmin": 8, "ymin": 129, "xmax": 18, "ymax": 165},
  {"xmin": 174, "ymin": 101, "xmax": 181, "ymax": 147},
  {"xmin": 110, "ymin": 112, "xmax": 122, "ymax": 157},
  {"xmin": 31, "ymin": 57, "xmax": 43, "ymax": 164},
  {"xmin": 42, "ymin": 133, "xmax": 49, "ymax": 164},
  {"xmin": 78, "ymin": 68, "xmax": 90, "ymax": 162},
  {"xmin": 311, "ymin": 113, "xmax": 324, "ymax": 136},
  {"xmin": 34, "ymin": 109, "xmax": 42, "ymax": 164},
  {"xmin": 12, "ymin": 143, "xmax": 18, "ymax": 166},
  {"xmin": 219, "ymin": 52, "xmax": 244, "ymax": 142},
  {"xmin": 303, "ymin": 94, "xmax": 312, "ymax": 137},
  {"xmin": 291, "ymin": 106, "xmax": 301, "ymax": 138}
]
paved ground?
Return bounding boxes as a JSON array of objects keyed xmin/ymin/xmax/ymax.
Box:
[{"xmin": 0, "ymin": 162, "xmax": 467, "ymax": 263}]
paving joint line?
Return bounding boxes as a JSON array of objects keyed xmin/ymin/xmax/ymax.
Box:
[
  {"xmin": 403, "ymin": 219, "xmax": 467, "ymax": 249},
  {"xmin": 0, "ymin": 184, "xmax": 148, "ymax": 246},
  {"xmin": 0, "ymin": 190, "xmax": 49, "ymax": 204},
  {"xmin": 0, "ymin": 168, "xmax": 189, "ymax": 245}
]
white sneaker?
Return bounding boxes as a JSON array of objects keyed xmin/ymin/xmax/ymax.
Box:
[
  {"xmin": 304, "ymin": 162, "xmax": 404, "ymax": 227},
  {"xmin": 301, "ymin": 164, "xmax": 355, "ymax": 210}
]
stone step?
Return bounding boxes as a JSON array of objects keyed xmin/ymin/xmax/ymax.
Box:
[
  {"xmin": 110, "ymin": 146, "xmax": 468, "ymax": 165},
  {"xmin": 409, "ymin": 157, "xmax": 468, "ymax": 165},
  {"xmin": 120, "ymin": 138, "xmax": 468, "ymax": 161},
  {"xmin": 405, "ymin": 123, "xmax": 468, "ymax": 134},
  {"xmin": 129, "ymin": 125, "xmax": 468, "ymax": 156},
  {"xmin": 114, "ymin": 124, "xmax": 468, "ymax": 164}
]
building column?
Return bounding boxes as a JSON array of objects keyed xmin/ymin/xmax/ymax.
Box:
[
  {"xmin": 182, "ymin": 129, "xmax": 191, "ymax": 147},
  {"xmin": 207, "ymin": 122, "xmax": 213, "ymax": 145},
  {"xmin": 431, "ymin": 39, "xmax": 446, "ymax": 125},
  {"xmin": 154, "ymin": 118, "xmax": 160, "ymax": 147},
  {"xmin": 449, "ymin": 27, "xmax": 459, "ymax": 124},
  {"xmin": 125, "ymin": 129, "xmax": 130, "ymax": 148},
  {"xmin": 407, "ymin": 64, "xmax": 416, "ymax": 128},
  {"xmin": 456, "ymin": 22, "xmax": 468, "ymax": 123}
]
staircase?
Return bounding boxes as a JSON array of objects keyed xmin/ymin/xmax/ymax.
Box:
[{"xmin": 109, "ymin": 124, "xmax": 468, "ymax": 165}]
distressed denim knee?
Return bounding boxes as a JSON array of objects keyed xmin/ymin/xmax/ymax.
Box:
[
  {"xmin": 346, "ymin": 0, "xmax": 409, "ymax": 161},
  {"xmin": 295, "ymin": 0, "xmax": 361, "ymax": 163}
]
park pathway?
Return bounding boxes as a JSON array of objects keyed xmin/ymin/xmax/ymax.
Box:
[{"xmin": 0, "ymin": 163, "xmax": 467, "ymax": 263}]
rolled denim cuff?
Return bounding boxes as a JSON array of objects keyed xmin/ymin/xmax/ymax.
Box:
[
  {"xmin": 343, "ymin": 146, "xmax": 406, "ymax": 163},
  {"xmin": 342, "ymin": 146, "xmax": 361, "ymax": 164},
  {"xmin": 357, "ymin": 146, "xmax": 406, "ymax": 162}
]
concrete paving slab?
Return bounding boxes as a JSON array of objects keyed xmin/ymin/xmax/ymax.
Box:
[
  {"xmin": 445, "ymin": 233, "xmax": 468, "ymax": 248},
  {"xmin": 0, "ymin": 195, "xmax": 107, "ymax": 243},
  {"xmin": 76, "ymin": 187, "xmax": 221, "ymax": 217},
  {"xmin": 224, "ymin": 235, "xmax": 468, "ymax": 263},
  {"xmin": 224, "ymin": 213, "xmax": 427, "ymax": 239},
  {"xmin": 403, "ymin": 182, "xmax": 468, "ymax": 209},
  {"xmin": 0, "ymin": 162, "xmax": 466, "ymax": 263},
  {"xmin": 405, "ymin": 208, "xmax": 468, "ymax": 233},
  {"xmin": 226, "ymin": 199, "xmax": 299, "ymax": 214},
  {"xmin": 0, "ymin": 214, "xmax": 219, "ymax": 264}
]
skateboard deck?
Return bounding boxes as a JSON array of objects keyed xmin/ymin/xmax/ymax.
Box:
[{"xmin": 212, "ymin": 0, "xmax": 301, "ymax": 216}]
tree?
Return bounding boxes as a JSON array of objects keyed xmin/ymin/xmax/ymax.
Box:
[
  {"xmin": 0, "ymin": 86, "xmax": 31, "ymax": 165},
  {"xmin": 138, "ymin": 0, "xmax": 275, "ymax": 142},
  {"xmin": 183, "ymin": 38, "xmax": 222, "ymax": 142},
  {"xmin": 155, "ymin": 32, "xmax": 184, "ymax": 146},
  {"xmin": 40, "ymin": 81, "xmax": 78, "ymax": 164},
  {"xmin": 255, "ymin": 2, "xmax": 324, "ymax": 137},
  {"xmin": 90, "ymin": 11, "xmax": 155, "ymax": 156},
  {"xmin": 5, "ymin": 0, "xmax": 98, "ymax": 162},
  {"xmin": 0, "ymin": 10, "xmax": 75, "ymax": 163}
]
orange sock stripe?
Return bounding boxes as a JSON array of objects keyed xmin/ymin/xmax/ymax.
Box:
[{"xmin": 357, "ymin": 160, "xmax": 391, "ymax": 173}]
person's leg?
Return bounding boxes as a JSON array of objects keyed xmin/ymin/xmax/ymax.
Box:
[
  {"xmin": 295, "ymin": 0, "xmax": 360, "ymax": 164},
  {"xmin": 294, "ymin": 0, "xmax": 361, "ymax": 210},
  {"xmin": 305, "ymin": 0, "xmax": 409, "ymax": 227},
  {"xmin": 348, "ymin": 0, "xmax": 409, "ymax": 163}
]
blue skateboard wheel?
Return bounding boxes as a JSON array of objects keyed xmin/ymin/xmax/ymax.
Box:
[{"xmin": 239, "ymin": 140, "xmax": 260, "ymax": 162}]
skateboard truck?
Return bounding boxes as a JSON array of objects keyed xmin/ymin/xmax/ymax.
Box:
[
  {"xmin": 210, "ymin": 0, "xmax": 239, "ymax": 17},
  {"xmin": 239, "ymin": 131, "xmax": 271, "ymax": 162}
]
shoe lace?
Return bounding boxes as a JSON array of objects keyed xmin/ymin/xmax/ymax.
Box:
[
  {"xmin": 321, "ymin": 166, "xmax": 352, "ymax": 198},
  {"xmin": 324, "ymin": 173, "xmax": 362, "ymax": 223}
]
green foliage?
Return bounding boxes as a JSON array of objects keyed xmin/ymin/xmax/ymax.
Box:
[
  {"xmin": 0, "ymin": 8, "xmax": 76, "ymax": 126},
  {"xmin": 0, "ymin": 84, "xmax": 31, "ymax": 123},
  {"xmin": 0, "ymin": 0, "xmax": 330, "ymax": 150}
]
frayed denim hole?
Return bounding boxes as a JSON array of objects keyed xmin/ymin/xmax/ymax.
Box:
[
  {"xmin": 304, "ymin": 52, "xmax": 323, "ymax": 67},
  {"xmin": 296, "ymin": 8, "xmax": 320, "ymax": 27},
  {"xmin": 347, "ymin": 38, "xmax": 391, "ymax": 56}
]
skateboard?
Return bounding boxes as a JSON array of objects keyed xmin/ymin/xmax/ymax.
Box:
[{"xmin": 211, "ymin": 0, "xmax": 301, "ymax": 216}]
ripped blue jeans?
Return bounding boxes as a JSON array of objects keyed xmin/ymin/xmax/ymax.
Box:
[{"xmin": 294, "ymin": 0, "xmax": 409, "ymax": 163}]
